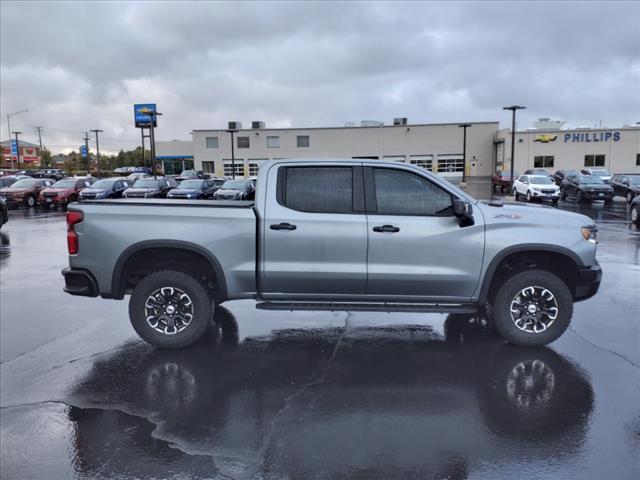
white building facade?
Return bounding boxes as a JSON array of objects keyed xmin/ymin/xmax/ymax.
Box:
[
  {"xmin": 190, "ymin": 121, "xmax": 500, "ymax": 178},
  {"xmin": 495, "ymin": 125, "xmax": 640, "ymax": 174}
]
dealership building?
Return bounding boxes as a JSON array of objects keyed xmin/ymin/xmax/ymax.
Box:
[{"xmin": 155, "ymin": 118, "xmax": 640, "ymax": 178}]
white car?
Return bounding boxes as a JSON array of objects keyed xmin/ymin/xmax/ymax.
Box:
[
  {"xmin": 580, "ymin": 168, "xmax": 612, "ymax": 183},
  {"xmin": 512, "ymin": 175, "xmax": 560, "ymax": 203}
]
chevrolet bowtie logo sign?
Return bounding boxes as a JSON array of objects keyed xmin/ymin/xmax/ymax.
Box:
[{"xmin": 534, "ymin": 134, "xmax": 558, "ymax": 143}]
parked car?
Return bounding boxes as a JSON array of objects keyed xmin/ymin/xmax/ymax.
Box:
[
  {"xmin": 492, "ymin": 170, "xmax": 518, "ymax": 192},
  {"xmin": 552, "ymin": 169, "xmax": 580, "ymax": 186},
  {"xmin": 62, "ymin": 159, "xmax": 601, "ymax": 349},
  {"xmin": 0, "ymin": 176, "xmax": 18, "ymax": 188},
  {"xmin": 580, "ymin": 168, "xmax": 612, "ymax": 183},
  {"xmin": 512, "ymin": 175, "xmax": 560, "ymax": 203},
  {"xmin": 79, "ymin": 178, "xmax": 130, "ymax": 200},
  {"xmin": 127, "ymin": 172, "xmax": 150, "ymax": 181},
  {"xmin": 560, "ymin": 175, "xmax": 614, "ymax": 203},
  {"xmin": 0, "ymin": 178, "xmax": 53, "ymax": 207},
  {"xmin": 123, "ymin": 177, "xmax": 173, "ymax": 198},
  {"xmin": 40, "ymin": 168, "xmax": 67, "ymax": 181},
  {"xmin": 0, "ymin": 197, "xmax": 7, "ymax": 229},
  {"xmin": 523, "ymin": 169, "xmax": 553, "ymax": 178},
  {"xmin": 630, "ymin": 196, "xmax": 640, "ymax": 226},
  {"xmin": 610, "ymin": 174, "xmax": 640, "ymax": 203},
  {"xmin": 176, "ymin": 169, "xmax": 204, "ymax": 182},
  {"xmin": 213, "ymin": 179, "xmax": 256, "ymax": 200},
  {"xmin": 39, "ymin": 177, "xmax": 95, "ymax": 208},
  {"xmin": 167, "ymin": 179, "xmax": 220, "ymax": 199}
]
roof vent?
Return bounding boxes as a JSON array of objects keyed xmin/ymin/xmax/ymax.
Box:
[
  {"xmin": 393, "ymin": 117, "xmax": 408, "ymax": 126},
  {"xmin": 251, "ymin": 121, "xmax": 265, "ymax": 129}
]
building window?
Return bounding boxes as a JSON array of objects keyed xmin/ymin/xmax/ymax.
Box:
[
  {"xmin": 636, "ymin": 153, "xmax": 640, "ymax": 166},
  {"xmin": 282, "ymin": 166, "xmax": 353, "ymax": 213},
  {"xmin": 267, "ymin": 136, "xmax": 280, "ymax": 148},
  {"xmin": 205, "ymin": 137, "xmax": 218, "ymax": 149},
  {"xmin": 237, "ymin": 137, "xmax": 250, "ymax": 149},
  {"xmin": 248, "ymin": 159, "xmax": 267, "ymax": 177},
  {"xmin": 409, "ymin": 155, "xmax": 433, "ymax": 170},
  {"xmin": 534, "ymin": 156, "xmax": 554, "ymax": 168},
  {"xmin": 223, "ymin": 160, "xmax": 244, "ymax": 177},
  {"xmin": 296, "ymin": 135, "xmax": 310, "ymax": 148},
  {"xmin": 202, "ymin": 161, "xmax": 215, "ymax": 173},
  {"xmin": 437, "ymin": 154, "xmax": 464, "ymax": 173},
  {"xmin": 584, "ymin": 154, "xmax": 605, "ymax": 167}
]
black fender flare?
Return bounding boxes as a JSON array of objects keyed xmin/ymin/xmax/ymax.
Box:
[
  {"xmin": 110, "ymin": 240, "xmax": 228, "ymax": 300},
  {"xmin": 478, "ymin": 243, "xmax": 584, "ymax": 304}
]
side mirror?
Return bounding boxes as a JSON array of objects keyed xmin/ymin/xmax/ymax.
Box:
[{"xmin": 453, "ymin": 199, "xmax": 474, "ymax": 226}]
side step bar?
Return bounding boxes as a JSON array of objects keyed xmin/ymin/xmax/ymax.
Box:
[{"xmin": 256, "ymin": 301, "xmax": 477, "ymax": 314}]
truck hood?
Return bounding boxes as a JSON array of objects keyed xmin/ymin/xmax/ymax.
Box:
[
  {"xmin": 478, "ymin": 201, "xmax": 594, "ymax": 228},
  {"xmin": 169, "ymin": 188, "xmax": 201, "ymax": 195},
  {"xmin": 578, "ymin": 184, "xmax": 613, "ymax": 191},
  {"xmin": 0, "ymin": 187, "xmax": 32, "ymax": 194},
  {"xmin": 216, "ymin": 189, "xmax": 242, "ymax": 195},
  {"xmin": 125, "ymin": 188, "xmax": 157, "ymax": 194},
  {"xmin": 81, "ymin": 188, "xmax": 108, "ymax": 195},
  {"xmin": 42, "ymin": 188, "xmax": 73, "ymax": 194}
]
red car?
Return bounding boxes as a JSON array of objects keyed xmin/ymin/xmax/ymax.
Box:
[
  {"xmin": 0, "ymin": 178, "xmax": 53, "ymax": 207},
  {"xmin": 492, "ymin": 170, "xmax": 519, "ymax": 193},
  {"xmin": 39, "ymin": 177, "xmax": 95, "ymax": 208}
]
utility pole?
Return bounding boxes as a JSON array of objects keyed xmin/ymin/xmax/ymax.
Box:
[
  {"xmin": 13, "ymin": 131, "xmax": 22, "ymax": 169},
  {"xmin": 84, "ymin": 132, "xmax": 91, "ymax": 173},
  {"xmin": 35, "ymin": 126, "xmax": 44, "ymax": 168},
  {"xmin": 90, "ymin": 129, "xmax": 103, "ymax": 178},
  {"xmin": 502, "ymin": 105, "xmax": 526, "ymax": 182},
  {"xmin": 6, "ymin": 109, "xmax": 28, "ymax": 169},
  {"xmin": 458, "ymin": 123, "xmax": 472, "ymax": 184}
]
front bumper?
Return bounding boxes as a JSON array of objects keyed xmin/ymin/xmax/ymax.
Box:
[
  {"xmin": 62, "ymin": 268, "xmax": 99, "ymax": 297},
  {"xmin": 583, "ymin": 191, "xmax": 613, "ymax": 201},
  {"xmin": 574, "ymin": 263, "xmax": 602, "ymax": 301}
]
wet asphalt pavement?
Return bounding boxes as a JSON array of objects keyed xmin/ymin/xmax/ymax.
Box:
[{"xmin": 1, "ymin": 196, "xmax": 639, "ymax": 480}]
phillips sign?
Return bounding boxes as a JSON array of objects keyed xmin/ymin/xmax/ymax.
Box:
[{"xmin": 563, "ymin": 131, "xmax": 621, "ymax": 143}]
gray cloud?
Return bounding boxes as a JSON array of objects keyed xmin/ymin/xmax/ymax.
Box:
[{"xmin": 1, "ymin": 0, "xmax": 638, "ymax": 154}]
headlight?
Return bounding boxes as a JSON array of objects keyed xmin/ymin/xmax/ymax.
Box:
[{"xmin": 581, "ymin": 226, "xmax": 597, "ymax": 244}]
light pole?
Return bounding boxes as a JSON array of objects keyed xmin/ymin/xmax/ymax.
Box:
[
  {"xmin": 90, "ymin": 129, "xmax": 104, "ymax": 178},
  {"xmin": 35, "ymin": 126, "xmax": 44, "ymax": 168},
  {"xmin": 226, "ymin": 128, "xmax": 237, "ymax": 179},
  {"xmin": 146, "ymin": 111, "xmax": 162, "ymax": 178},
  {"xmin": 83, "ymin": 132, "xmax": 91, "ymax": 173},
  {"xmin": 458, "ymin": 123, "xmax": 472, "ymax": 183},
  {"xmin": 13, "ymin": 131, "xmax": 22, "ymax": 169},
  {"xmin": 502, "ymin": 105, "xmax": 526, "ymax": 182},
  {"xmin": 6, "ymin": 109, "xmax": 28, "ymax": 169}
]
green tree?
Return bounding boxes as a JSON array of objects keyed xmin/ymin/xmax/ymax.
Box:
[{"xmin": 40, "ymin": 148, "xmax": 52, "ymax": 168}]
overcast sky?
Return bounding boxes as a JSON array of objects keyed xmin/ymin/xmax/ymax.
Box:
[{"xmin": 1, "ymin": 0, "xmax": 639, "ymax": 154}]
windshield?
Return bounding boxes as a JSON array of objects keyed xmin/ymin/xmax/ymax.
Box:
[
  {"xmin": 178, "ymin": 180, "xmax": 203, "ymax": 189},
  {"xmin": 180, "ymin": 170, "xmax": 196, "ymax": 177},
  {"xmin": 590, "ymin": 169, "xmax": 610, "ymax": 176},
  {"xmin": 52, "ymin": 180, "xmax": 76, "ymax": 188},
  {"xmin": 213, "ymin": 180, "xmax": 225, "ymax": 187},
  {"xmin": 221, "ymin": 181, "xmax": 246, "ymax": 190},
  {"xmin": 580, "ymin": 176, "xmax": 604, "ymax": 184},
  {"xmin": 91, "ymin": 180, "xmax": 116, "ymax": 189},
  {"xmin": 529, "ymin": 176, "xmax": 553, "ymax": 185},
  {"xmin": 9, "ymin": 179, "xmax": 37, "ymax": 188},
  {"xmin": 133, "ymin": 179, "xmax": 158, "ymax": 188},
  {"xmin": 628, "ymin": 176, "xmax": 640, "ymax": 185},
  {"xmin": 500, "ymin": 171, "xmax": 516, "ymax": 177}
]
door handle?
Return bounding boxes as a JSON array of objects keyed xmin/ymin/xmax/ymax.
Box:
[
  {"xmin": 373, "ymin": 225, "xmax": 400, "ymax": 233},
  {"xmin": 270, "ymin": 223, "xmax": 297, "ymax": 231}
]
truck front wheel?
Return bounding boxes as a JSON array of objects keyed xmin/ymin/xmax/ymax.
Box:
[
  {"xmin": 492, "ymin": 270, "xmax": 573, "ymax": 346},
  {"xmin": 129, "ymin": 270, "xmax": 212, "ymax": 348}
]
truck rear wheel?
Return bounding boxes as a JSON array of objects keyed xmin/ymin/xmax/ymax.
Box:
[
  {"xmin": 129, "ymin": 270, "xmax": 212, "ymax": 348},
  {"xmin": 492, "ymin": 270, "xmax": 573, "ymax": 346}
]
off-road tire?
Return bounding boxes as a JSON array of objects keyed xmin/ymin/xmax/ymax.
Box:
[
  {"xmin": 631, "ymin": 205, "xmax": 640, "ymax": 226},
  {"xmin": 129, "ymin": 270, "xmax": 213, "ymax": 349},
  {"xmin": 492, "ymin": 270, "xmax": 573, "ymax": 346}
]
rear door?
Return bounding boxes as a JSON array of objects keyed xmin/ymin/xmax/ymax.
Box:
[
  {"xmin": 364, "ymin": 165, "xmax": 484, "ymax": 300},
  {"xmin": 262, "ymin": 164, "xmax": 368, "ymax": 296}
]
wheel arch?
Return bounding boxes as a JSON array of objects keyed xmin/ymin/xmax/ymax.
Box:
[
  {"xmin": 479, "ymin": 244, "xmax": 584, "ymax": 305},
  {"xmin": 111, "ymin": 240, "xmax": 228, "ymax": 301}
]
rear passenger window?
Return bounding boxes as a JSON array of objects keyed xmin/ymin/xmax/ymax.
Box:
[
  {"xmin": 282, "ymin": 167, "xmax": 353, "ymax": 213},
  {"xmin": 373, "ymin": 168, "xmax": 452, "ymax": 216}
]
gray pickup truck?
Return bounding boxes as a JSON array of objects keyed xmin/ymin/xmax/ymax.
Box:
[{"xmin": 62, "ymin": 159, "xmax": 601, "ymax": 348}]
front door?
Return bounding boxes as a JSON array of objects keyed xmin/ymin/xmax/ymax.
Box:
[
  {"xmin": 262, "ymin": 164, "xmax": 368, "ymax": 296},
  {"xmin": 364, "ymin": 166, "xmax": 485, "ymax": 300}
]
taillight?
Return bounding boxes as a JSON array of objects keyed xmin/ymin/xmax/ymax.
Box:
[{"xmin": 67, "ymin": 210, "xmax": 83, "ymax": 254}]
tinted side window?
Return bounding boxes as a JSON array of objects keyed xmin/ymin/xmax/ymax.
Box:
[
  {"xmin": 373, "ymin": 168, "xmax": 452, "ymax": 216},
  {"xmin": 283, "ymin": 167, "xmax": 352, "ymax": 213}
]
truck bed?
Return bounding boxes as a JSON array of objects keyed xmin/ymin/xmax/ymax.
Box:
[{"xmin": 75, "ymin": 199, "xmax": 255, "ymax": 208}]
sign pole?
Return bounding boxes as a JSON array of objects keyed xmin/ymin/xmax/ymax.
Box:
[
  {"xmin": 84, "ymin": 132, "xmax": 90, "ymax": 173},
  {"xmin": 13, "ymin": 131, "xmax": 22, "ymax": 170}
]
